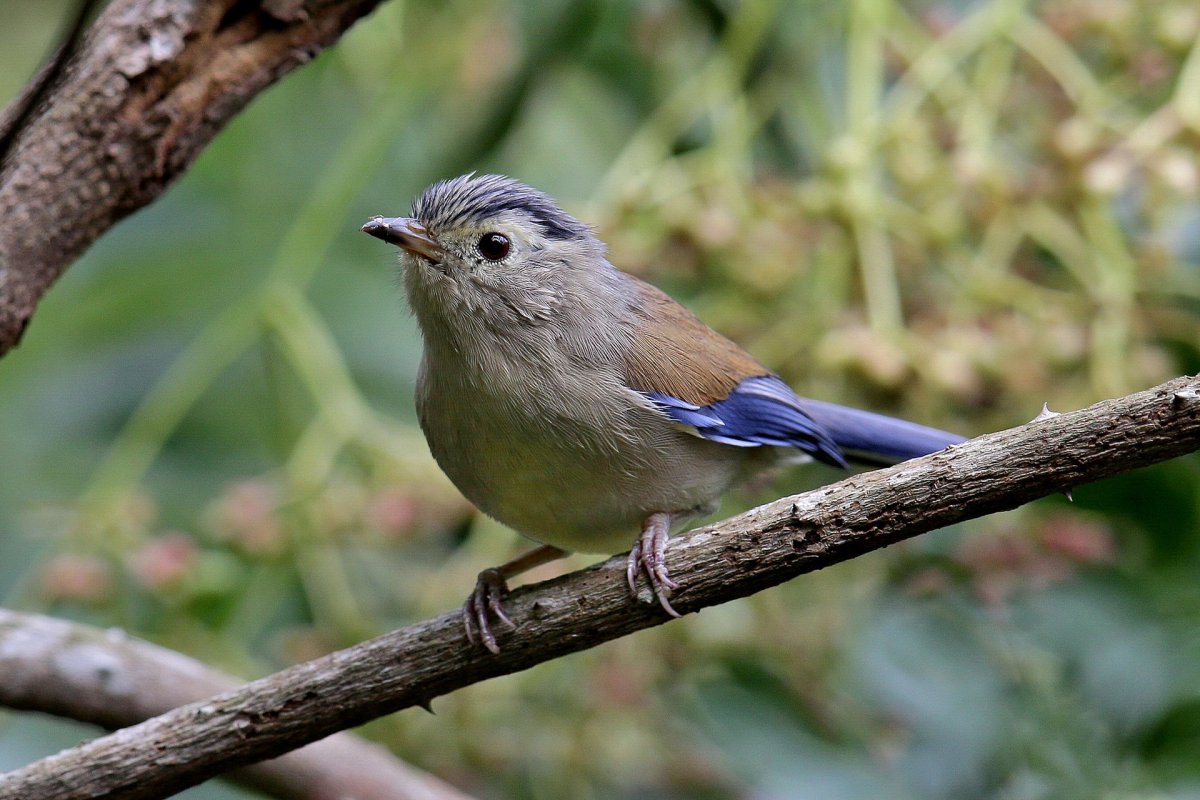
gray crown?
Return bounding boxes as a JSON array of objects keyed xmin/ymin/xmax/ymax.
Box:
[{"xmin": 411, "ymin": 174, "xmax": 589, "ymax": 242}]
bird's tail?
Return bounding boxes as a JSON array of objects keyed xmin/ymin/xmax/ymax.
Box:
[{"xmin": 796, "ymin": 398, "xmax": 966, "ymax": 466}]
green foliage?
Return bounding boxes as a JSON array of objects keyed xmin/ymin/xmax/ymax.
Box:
[{"xmin": 2, "ymin": 0, "xmax": 1200, "ymax": 797}]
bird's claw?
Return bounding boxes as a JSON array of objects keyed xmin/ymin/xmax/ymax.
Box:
[
  {"xmin": 627, "ymin": 514, "xmax": 682, "ymax": 618},
  {"xmin": 463, "ymin": 567, "xmax": 515, "ymax": 654}
]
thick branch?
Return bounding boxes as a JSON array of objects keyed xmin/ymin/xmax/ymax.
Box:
[
  {"xmin": 2, "ymin": 375, "xmax": 1198, "ymax": 799},
  {"xmin": 0, "ymin": 610, "xmax": 472, "ymax": 800},
  {"xmin": 0, "ymin": 0, "xmax": 383, "ymax": 355}
]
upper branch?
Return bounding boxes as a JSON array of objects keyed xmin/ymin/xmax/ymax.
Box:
[
  {"xmin": 2, "ymin": 375, "xmax": 1198, "ymax": 799},
  {"xmin": 0, "ymin": 0, "xmax": 383, "ymax": 355}
]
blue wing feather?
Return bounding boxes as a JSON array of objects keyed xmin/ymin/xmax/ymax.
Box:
[
  {"xmin": 647, "ymin": 395, "xmax": 726, "ymax": 429},
  {"xmin": 647, "ymin": 375, "xmax": 966, "ymax": 467},
  {"xmin": 647, "ymin": 375, "xmax": 847, "ymax": 467}
]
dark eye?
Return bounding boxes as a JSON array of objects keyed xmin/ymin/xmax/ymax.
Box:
[{"xmin": 477, "ymin": 232, "xmax": 511, "ymax": 261}]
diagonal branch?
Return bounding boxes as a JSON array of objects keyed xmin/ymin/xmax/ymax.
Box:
[
  {"xmin": 0, "ymin": 610, "xmax": 473, "ymax": 800},
  {"xmin": 0, "ymin": 0, "xmax": 107, "ymax": 164},
  {"xmin": 0, "ymin": 0, "xmax": 385, "ymax": 355},
  {"xmin": 2, "ymin": 375, "xmax": 1198, "ymax": 799}
]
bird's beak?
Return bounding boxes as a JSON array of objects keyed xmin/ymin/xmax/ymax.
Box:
[{"xmin": 361, "ymin": 216, "xmax": 446, "ymax": 265}]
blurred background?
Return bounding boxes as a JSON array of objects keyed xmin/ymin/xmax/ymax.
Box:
[{"xmin": 2, "ymin": 0, "xmax": 1200, "ymax": 797}]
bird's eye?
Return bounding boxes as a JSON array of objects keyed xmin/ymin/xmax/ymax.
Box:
[{"xmin": 477, "ymin": 232, "xmax": 511, "ymax": 261}]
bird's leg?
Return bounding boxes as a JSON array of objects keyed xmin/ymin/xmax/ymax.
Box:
[
  {"xmin": 627, "ymin": 512, "xmax": 682, "ymax": 618},
  {"xmin": 464, "ymin": 544, "xmax": 568, "ymax": 653}
]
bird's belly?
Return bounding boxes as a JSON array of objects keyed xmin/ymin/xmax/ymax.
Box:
[
  {"xmin": 481, "ymin": 452, "xmax": 728, "ymax": 553},
  {"xmin": 418, "ymin": 389, "xmax": 744, "ymax": 554}
]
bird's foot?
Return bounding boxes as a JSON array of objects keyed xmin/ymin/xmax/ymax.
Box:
[
  {"xmin": 463, "ymin": 567, "xmax": 514, "ymax": 654},
  {"xmin": 461, "ymin": 545, "xmax": 569, "ymax": 654},
  {"xmin": 627, "ymin": 512, "xmax": 682, "ymax": 618}
]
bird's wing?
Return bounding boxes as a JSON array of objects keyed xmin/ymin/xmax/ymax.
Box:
[{"xmin": 621, "ymin": 278, "xmax": 846, "ymax": 467}]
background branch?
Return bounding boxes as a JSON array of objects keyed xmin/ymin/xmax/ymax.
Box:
[
  {"xmin": 0, "ymin": 0, "xmax": 384, "ymax": 355},
  {"xmin": 2, "ymin": 375, "xmax": 1197, "ymax": 800},
  {"xmin": 0, "ymin": 609, "xmax": 472, "ymax": 800}
]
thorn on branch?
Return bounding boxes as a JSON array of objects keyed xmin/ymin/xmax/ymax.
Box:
[
  {"xmin": 1032, "ymin": 403, "xmax": 1060, "ymax": 423},
  {"xmin": 1029, "ymin": 404, "xmax": 1074, "ymax": 500}
]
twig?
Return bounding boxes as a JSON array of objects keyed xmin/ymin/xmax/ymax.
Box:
[
  {"xmin": 0, "ymin": 610, "xmax": 472, "ymax": 800},
  {"xmin": 1, "ymin": 374, "xmax": 1196, "ymax": 800}
]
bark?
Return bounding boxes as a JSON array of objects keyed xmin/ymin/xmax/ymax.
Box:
[
  {"xmin": 0, "ymin": 0, "xmax": 383, "ymax": 354},
  {"xmin": 1, "ymin": 374, "xmax": 1196, "ymax": 800},
  {"xmin": 0, "ymin": 610, "xmax": 472, "ymax": 800}
]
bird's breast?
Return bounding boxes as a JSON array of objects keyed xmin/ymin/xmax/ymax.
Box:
[{"xmin": 414, "ymin": 340, "xmax": 747, "ymax": 553}]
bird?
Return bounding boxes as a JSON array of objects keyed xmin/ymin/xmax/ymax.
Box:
[{"xmin": 362, "ymin": 173, "xmax": 965, "ymax": 653}]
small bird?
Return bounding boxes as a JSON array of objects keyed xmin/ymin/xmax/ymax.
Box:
[{"xmin": 363, "ymin": 174, "xmax": 964, "ymax": 652}]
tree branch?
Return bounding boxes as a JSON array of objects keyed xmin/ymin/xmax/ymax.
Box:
[
  {"xmin": 0, "ymin": 0, "xmax": 384, "ymax": 355},
  {"xmin": 0, "ymin": 610, "xmax": 473, "ymax": 800},
  {"xmin": 0, "ymin": 0, "xmax": 106, "ymax": 165},
  {"xmin": 2, "ymin": 375, "xmax": 1198, "ymax": 799}
]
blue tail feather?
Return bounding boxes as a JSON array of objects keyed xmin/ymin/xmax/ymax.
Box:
[{"xmin": 795, "ymin": 398, "xmax": 965, "ymax": 465}]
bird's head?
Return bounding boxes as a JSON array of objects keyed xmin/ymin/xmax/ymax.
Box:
[{"xmin": 363, "ymin": 174, "xmax": 608, "ymax": 327}]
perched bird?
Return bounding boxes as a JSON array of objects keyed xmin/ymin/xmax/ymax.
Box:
[{"xmin": 363, "ymin": 174, "xmax": 964, "ymax": 652}]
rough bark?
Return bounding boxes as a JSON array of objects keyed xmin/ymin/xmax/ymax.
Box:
[
  {"xmin": 1, "ymin": 374, "xmax": 1197, "ymax": 800},
  {"xmin": 0, "ymin": 0, "xmax": 383, "ymax": 354},
  {"xmin": 0, "ymin": 610, "xmax": 472, "ymax": 800}
]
